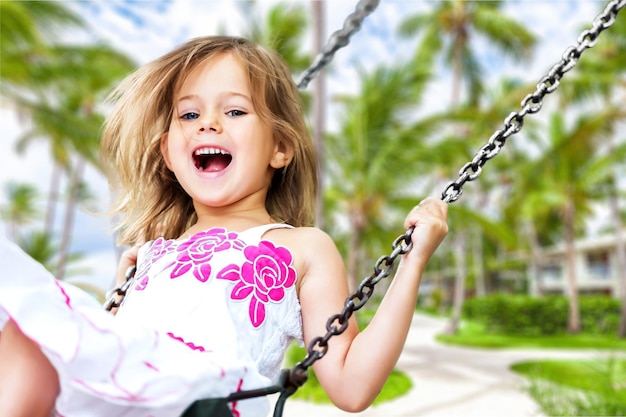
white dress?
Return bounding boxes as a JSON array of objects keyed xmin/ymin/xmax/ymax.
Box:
[{"xmin": 0, "ymin": 224, "xmax": 303, "ymax": 417}]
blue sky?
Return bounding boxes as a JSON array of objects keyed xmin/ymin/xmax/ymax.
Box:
[{"xmin": 0, "ymin": 0, "xmax": 611, "ymax": 290}]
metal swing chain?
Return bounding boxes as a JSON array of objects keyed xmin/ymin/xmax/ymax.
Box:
[
  {"xmin": 283, "ymin": 0, "xmax": 625, "ymax": 393},
  {"xmin": 101, "ymin": 0, "xmax": 625, "ymax": 412},
  {"xmin": 441, "ymin": 0, "xmax": 625, "ymax": 204},
  {"xmin": 296, "ymin": 0, "xmax": 381, "ymax": 90}
]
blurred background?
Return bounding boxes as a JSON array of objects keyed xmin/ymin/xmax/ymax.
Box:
[
  {"xmin": 2, "ymin": 1, "xmax": 626, "ymax": 415},
  {"xmin": 1, "ymin": 0, "xmax": 625, "ymax": 338}
]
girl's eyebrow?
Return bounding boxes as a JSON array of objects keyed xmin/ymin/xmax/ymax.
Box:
[{"xmin": 176, "ymin": 91, "xmax": 252, "ymax": 103}]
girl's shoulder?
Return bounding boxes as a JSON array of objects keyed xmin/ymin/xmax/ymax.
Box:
[
  {"xmin": 266, "ymin": 226, "xmax": 342, "ymax": 275},
  {"xmin": 270, "ymin": 227, "xmax": 347, "ymax": 301},
  {"xmin": 266, "ymin": 225, "xmax": 335, "ymax": 251}
]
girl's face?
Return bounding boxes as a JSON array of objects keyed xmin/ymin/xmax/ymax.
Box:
[{"xmin": 161, "ymin": 53, "xmax": 290, "ymax": 215}]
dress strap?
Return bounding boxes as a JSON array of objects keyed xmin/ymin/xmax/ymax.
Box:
[{"xmin": 239, "ymin": 223, "xmax": 294, "ymax": 241}]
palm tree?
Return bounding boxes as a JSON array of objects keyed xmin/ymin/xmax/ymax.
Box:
[
  {"xmin": 453, "ymin": 77, "xmax": 551, "ymax": 295},
  {"xmin": 398, "ymin": 0, "xmax": 536, "ymax": 333},
  {"xmin": 324, "ymin": 60, "xmax": 439, "ymax": 290},
  {"xmin": 559, "ymin": 14, "xmax": 626, "ymax": 337},
  {"xmin": 398, "ymin": 0, "xmax": 535, "ymax": 107},
  {"xmin": 2, "ymin": 1, "xmax": 135, "ymax": 279},
  {"xmin": 238, "ymin": 1, "xmax": 310, "ymax": 73},
  {"xmin": 15, "ymin": 230, "xmax": 59, "ymax": 271},
  {"xmin": 0, "ymin": 182, "xmax": 40, "ymax": 241},
  {"xmin": 506, "ymin": 109, "xmax": 626, "ymax": 333},
  {"xmin": 1, "ymin": 1, "xmax": 86, "ymax": 254},
  {"xmin": 0, "ymin": 182, "xmax": 61, "ymax": 271},
  {"xmin": 9, "ymin": 44, "xmax": 135, "ymax": 279},
  {"xmin": 0, "ymin": 1, "xmax": 84, "ymax": 90},
  {"xmin": 37, "ymin": 44, "xmax": 134, "ymax": 279}
]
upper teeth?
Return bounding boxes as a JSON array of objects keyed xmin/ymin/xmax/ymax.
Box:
[{"xmin": 194, "ymin": 147, "xmax": 230, "ymax": 156}]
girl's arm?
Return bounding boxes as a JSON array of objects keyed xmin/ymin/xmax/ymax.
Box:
[{"xmin": 298, "ymin": 197, "xmax": 448, "ymax": 412}]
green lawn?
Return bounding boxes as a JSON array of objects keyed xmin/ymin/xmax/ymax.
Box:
[
  {"xmin": 512, "ymin": 359, "xmax": 626, "ymax": 395},
  {"xmin": 437, "ymin": 319, "xmax": 626, "ymax": 416},
  {"xmin": 512, "ymin": 359, "xmax": 626, "ymax": 416},
  {"xmin": 436, "ymin": 320, "xmax": 626, "ymax": 350}
]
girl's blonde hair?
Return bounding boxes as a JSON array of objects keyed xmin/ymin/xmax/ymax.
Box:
[{"xmin": 101, "ymin": 36, "xmax": 317, "ymax": 245}]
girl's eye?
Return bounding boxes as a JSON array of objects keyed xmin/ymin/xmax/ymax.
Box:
[
  {"xmin": 226, "ymin": 109, "xmax": 246, "ymax": 117},
  {"xmin": 181, "ymin": 112, "xmax": 199, "ymax": 120}
]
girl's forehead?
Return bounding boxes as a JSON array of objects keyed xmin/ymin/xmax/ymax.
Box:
[{"xmin": 176, "ymin": 53, "xmax": 251, "ymax": 95}]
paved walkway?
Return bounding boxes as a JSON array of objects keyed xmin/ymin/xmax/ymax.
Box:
[{"xmin": 270, "ymin": 313, "xmax": 620, "ymax": 417}]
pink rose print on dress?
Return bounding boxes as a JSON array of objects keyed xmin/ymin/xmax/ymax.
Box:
[
  {"xmin": 217, "ymin": 241, "xmax": 296, "ymax": 328},
  {"xmin": 171, "ymin": 228, "xmax": 244, "ymax": 282},
  {"xmin": 135, "ymin": 237, "xmax": 175, "ymax": 291}
]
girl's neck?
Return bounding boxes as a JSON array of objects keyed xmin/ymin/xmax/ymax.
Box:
[{"xmin": 185, "ymin": 207, "xmax": 274, "ymax": 237}]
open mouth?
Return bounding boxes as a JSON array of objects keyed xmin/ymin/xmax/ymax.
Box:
[{"xmin": 193, "ymin": 147, "xmax": 232, "ymax": 172}]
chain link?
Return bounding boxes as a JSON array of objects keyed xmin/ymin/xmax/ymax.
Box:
[
  {"xmin": 441, "ymin": 0, "xmax": 624, "ymax": 204},
  {"xmin": 296, "ymin": 0, "xmax": 381, "ymax": 90},
  {"xmin": 103, "ymin": 266, "xmax": 136, "ymax": 311}
]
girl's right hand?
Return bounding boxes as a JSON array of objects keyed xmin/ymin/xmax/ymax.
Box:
[
  {"xmin": 115, "ymin": 244, "xmax": 141, "ymax": 287},
  {"xmin": 109, "ymin": 244, "xmax": 141, "ymax": 315},
  {"xmin": 403, "ymin": 196, "xmax": 448, "ymax": 266}
]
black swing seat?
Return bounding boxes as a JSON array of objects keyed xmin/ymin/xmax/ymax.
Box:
[
  {"xmin": 182, "ymin": 397, "xmax": 234, "ymax": 417},
  {"xmin": 181, "ymin": 368, "xmax": 304, "ymax": 417}
]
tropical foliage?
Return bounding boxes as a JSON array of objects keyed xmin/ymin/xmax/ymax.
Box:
[
  {"xmin": 1, "ymin": 1, "xmax": 135, "ymax": 289},
  {"xmin": 1, "ymin": 0, "xmax": 625, "ymax": 337}
]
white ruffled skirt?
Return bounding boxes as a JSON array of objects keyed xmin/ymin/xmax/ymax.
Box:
[{"xmin": 0, "ymin": 237, "xmax": 269, "ymax": 417}]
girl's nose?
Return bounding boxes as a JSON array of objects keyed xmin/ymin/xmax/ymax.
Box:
[{"xmin": 198, "ymin": 116, "xmax": 222, "ymax": 134}]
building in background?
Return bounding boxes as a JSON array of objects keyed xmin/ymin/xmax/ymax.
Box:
[{"xmin": 534, "ymin": 231, "xmax": 625, "ymax": 298}]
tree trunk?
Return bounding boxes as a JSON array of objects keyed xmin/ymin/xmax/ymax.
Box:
[
  {"xmin": 446, "ymin": 231, "xmax": 467, "ymax": 334},
  {"xmin": 45, "ymin": 163, "xmax": 62, "ymax": 235},
  {"xmin": 563, "ymin": 201, "xmax": 580, "ymax": 334},
  {"xmin": 347, "ymin": 211, "xmax": 364, "ymax": 293},
  {"xmin": 608, "ymin": 184, "xmax": 626, "ymax": 337},
  {"xmin": 472, "ymin": 225, "xmax": 486, "ymax": 297},
  {"xmin": 55, "ymin": 157, "xmax": 85, "ymax": 280},
  {"xmin": 526, "ymin": 220, "xmax": 544, "ymax": 296},
  {"xmin": 312, "ymin": 0, "xmax": 326, "ymax": 229}
]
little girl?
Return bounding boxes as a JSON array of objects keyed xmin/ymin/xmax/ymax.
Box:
[{"xmin": 0, "ymin": 36, "xmax": 448, "ymax": 417}]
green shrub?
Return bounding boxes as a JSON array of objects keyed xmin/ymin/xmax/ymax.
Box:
[
  {"xmin": 463, "ymin": 294, "xmax": 619, "ymax": 335},
  {"xmin": 579, "ymin": 295, "xmax": 621, "ymax": 334}
]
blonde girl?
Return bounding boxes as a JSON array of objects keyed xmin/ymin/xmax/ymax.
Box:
[{"xmin": 0, "ymin": 36, "xmax": 448, "ymax": 417}]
